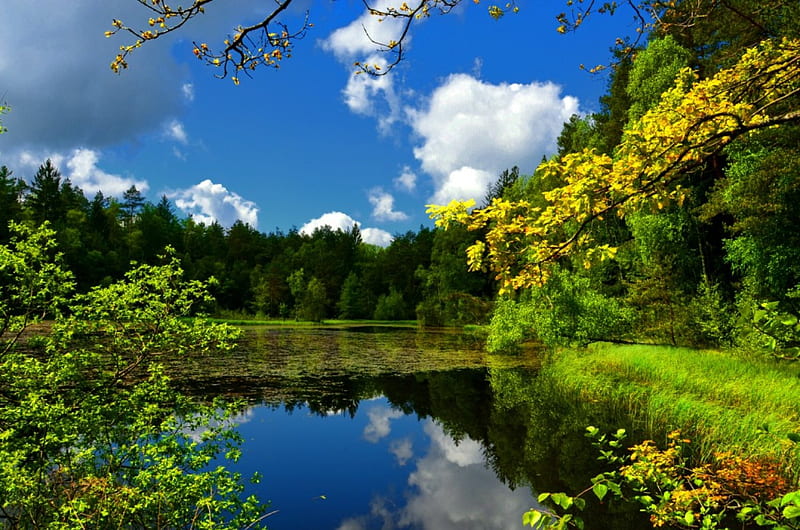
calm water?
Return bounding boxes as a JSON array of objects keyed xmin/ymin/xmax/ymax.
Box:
[{"xmin": 169, "ymin": 326, "xmax": 648, "ymax": 530}]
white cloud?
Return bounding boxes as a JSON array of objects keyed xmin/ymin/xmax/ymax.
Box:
[
  {"xmin": 321, "ymin": 2, "xmax": 407, "ymax": 132},
  {"xmin": 181, "ymin": 83, "xmax": 195, "ymax": 102},
  {"xmin": 363, "ymin": 405, "xmax": 404, "ymax": 443},
  {"xmin": 341, "ymin": 60, "xmax": 402, "ymax": 132},
  {"xmin": 300, "ymin": 211, "xmax": 360, "ymax": 235},
  {"xmin": 394, "ymin": 165, "xmax": 417, "ymax": 192},
  {"xmin": 322, "ymin": 0, "xmax": 408, "ymax": 61},
  {"xmin": 369, "ymin": 188, "xmax": 408, "ymax": 221},
  {"xmin": 361, "ymin": 227, "xmax": 393, "ymax": 247},
  {"xmin": 165, "ymin": 120, "xmax": 189, "ymax": 144},
  {"xmin": 169, "ymin": 179, "xmax": 259, "ymax": 228},
  {"xmin": 389, "ymin": 438, "xmax": 414, "ymax": 466},
  {"xmin": 300, "ymin": 212, "xmax": 394, "ymax": 247},
  {"xmin": 430, "ymin": 166, "xmax": 493, "ymax": 205},
  {"xmin": 14, "ymin": 148, "xmax": 148, "ymax": 198},
  {"xmin": 408, "ymin": 73, "xmax": 579, "ymax": 204}
]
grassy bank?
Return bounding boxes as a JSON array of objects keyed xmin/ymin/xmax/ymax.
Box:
[{"xmin": 542, "ymin": 343, "xmax": 800, "ymax": 478}]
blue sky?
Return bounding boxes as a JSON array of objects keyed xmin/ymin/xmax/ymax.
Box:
[{"xmin": 0, "ymin": 1, "xmax": 640, "ymax": 245}]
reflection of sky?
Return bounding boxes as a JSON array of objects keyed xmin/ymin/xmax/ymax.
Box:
[
  {"xmin": 231, "ymin": 398, "xmax": 535, "ymax": 530},
  {"xmin": 398, "ymin": 420, "xmax": 533, "ymax": 529},
  {"xmin": 363, "ymin": 405, "xmax": 405, "ymax": 443},
  {"xmin": 180, "ymin": 407, "xmax": 255, "ymax": 443}
]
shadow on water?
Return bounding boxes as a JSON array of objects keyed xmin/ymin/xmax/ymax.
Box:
[{"xmin": 164, "ymin": 327, "xmax": 651, "ymax": 529}]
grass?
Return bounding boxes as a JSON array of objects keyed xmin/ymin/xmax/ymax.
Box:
[{"xmin": 543, "ymin": 343, "xmax": 800, "ymax": 478}]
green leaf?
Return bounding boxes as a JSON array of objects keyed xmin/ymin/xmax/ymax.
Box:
[
  {"xmin": 593, "ymin": 483, "xmax": 609, "ymax": 501},
  {"xmin": 522, "ymin": 510, "xmax": 541, "ymax": 526},
  {"xmin": 781, "ymin": 491, "xmax": 800, "ymax": 506},
  {"xmin": 782, "ymin": 505, "xmax": 800, "ymax": 519},
  {"xmin": 787, "ymin": 433, "xmax": 800, "ymax": 444},
  {"xmin": 538, "ymin": 493, "xmax": 551, "ymax": 503},
  {"xmin": 551, "ymin": 492, "xmax": 573, "ymax": 510}
]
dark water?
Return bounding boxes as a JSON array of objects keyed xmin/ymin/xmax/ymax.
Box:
[{"xmin": 169, "ymin": 326, "xmax": 649, "ymax": 529}]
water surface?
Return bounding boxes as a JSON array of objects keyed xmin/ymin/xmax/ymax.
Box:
[{"xmin": 170, "ymin": 326, "xmax": 647, "ymax": 529}]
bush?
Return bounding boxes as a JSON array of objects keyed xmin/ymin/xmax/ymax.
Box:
[{"xmin": 0, "ymin": 224, "xmax": 267, "ymax": 528}]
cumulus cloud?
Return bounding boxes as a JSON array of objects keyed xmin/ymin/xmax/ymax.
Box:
[
  {"xmin": 14, "ymin": 148, "xmax": 148, "ymax": 198},
  {"xmin": 322, "ymin": 0, "xmax": 407, "ymax": 61},
  {"xmin": 321, "ymin": 1, "xmax": 407, "ymax": 132},
  {"xmin": 394, "ymin": 165, "xmax": 417, "ymax": 192},
  {"xmin": 361, "ymin": 227, "xmax": 393, "ymax": 247},
  {"xmin": 340, "ymin": 63, "xmax": 402, "ymax": 132},
  {"xmin": 429, "ymin": 166, "xmax": 494, "ymax": 205},
  {"xmin": 300, "ymin": 211, "xmax": 361, "ymax": 235},
  {"xmin": 408, "ymin": 73, "xmax": 580, "ymax": 204},
  {"xmin": 300, "ymin": 212, "xmax": 394, "ymax": 247},
  {"xmin": 368, "ymin": 188, "xmax": 408, "ymax": 221},
  {"xmin": 168, "ymin": 179, "xmax": 259, "ymax": 228},
  {"xmin": 363, "ymin": 405, "xmax": 404, "ymax": 443}
]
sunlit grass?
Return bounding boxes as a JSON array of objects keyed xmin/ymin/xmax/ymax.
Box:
[{"xmin": 544, "ymin": 343, "xmax": 800, "ymax": 477}]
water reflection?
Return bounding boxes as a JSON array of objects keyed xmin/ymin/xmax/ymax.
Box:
[
  {"xmin": 400, "ymin": 420, "xmax": 534, "ymax": 530},
  {"xmin": 165, "ymin": 327, "xmax": 647, "ymax": 529},
  {"xmin": 234, "ymin": 398, "xmax": 538, "ymax": 530}
]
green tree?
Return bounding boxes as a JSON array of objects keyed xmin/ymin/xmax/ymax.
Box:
[
  {"xmin": 626, "ymin": 35, "xmax": 692, "ymax": 123},
  {"xmin": 121, "ymin": 184, "xmax": 145, "ymax": 227},
  {"xmin": 556, "ymin": 116, "xmax": 600, "ymax": 157},
  {"xmin": 298, "ymin": 276, "xmax": 327, "ymax": 322},
  {"xmin": 416, "ymin": 225, "xmax": 493, "ymax": 326},
  {"xmin": 25, "ymin": 159, "xmax": 65, "ymax": 226},
  {"xmin": 338, "ymin": 271, "xmax": 369, "ymax": 319},
  {"xmin": 373, "ymin": 287, "xmax": 407, "ymax": 320},
  {"xmin": 0, "ymin": 166, "xmax": 25, "ymax": 242},
  {"xmin": 0, "ymin": 227, "xmax": 268, "ymax": 527}
]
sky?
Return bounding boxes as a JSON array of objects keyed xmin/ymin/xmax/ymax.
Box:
[{"xmin": 0, "ymin": 1, "xmax": 642, "ymax": 246}]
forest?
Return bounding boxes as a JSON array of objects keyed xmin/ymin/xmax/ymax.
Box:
[{"xmin": 0, "ymin": 159, "xmax": 501, "ymax": 325}]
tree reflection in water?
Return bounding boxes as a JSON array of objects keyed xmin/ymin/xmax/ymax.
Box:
[{"xmin": 166, "ymin": 327, "xmax": 648, "ymax": 529}]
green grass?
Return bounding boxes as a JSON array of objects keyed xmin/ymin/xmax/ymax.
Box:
[{"xmin": 543, "ymin": 343, "xmax": 800, "ymax": 477}]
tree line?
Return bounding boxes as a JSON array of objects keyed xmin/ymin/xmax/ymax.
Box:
[{"xmin": 0, "ymin": 160, "xmax": 497, "ymax": 324}]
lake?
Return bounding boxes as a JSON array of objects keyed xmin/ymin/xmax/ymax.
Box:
[{"xmin": 168, "ymin": 326, "xmax": 649, "ymax": 529}]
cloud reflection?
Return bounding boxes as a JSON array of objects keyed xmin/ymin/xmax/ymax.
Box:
[
  {"xmin": 342, "ymin": 419, "xmax": 535, "ymax": 529},
  {"xmin": 389, "ymin": 438, "xmax": 414, "ymax": 466},
  {"xmin": 363, "ymin": 405, "xmax": 404, "ymax": 443}
]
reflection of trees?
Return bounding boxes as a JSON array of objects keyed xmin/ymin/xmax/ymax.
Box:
[
  {"xmin": 485, "ymin": 368, "xmax": 650, "ymax": 529},
  {"xmin": 166, "ymin": 327, "xmax": 648, "ymax": 527}
]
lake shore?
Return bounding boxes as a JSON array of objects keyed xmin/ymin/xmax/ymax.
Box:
[{"xmin": 542, "ymin": 342, "xmax": 800, "ymax": 482}]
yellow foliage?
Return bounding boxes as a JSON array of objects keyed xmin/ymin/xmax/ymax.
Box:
[{"xmin": 428, "ymin": 38, "xmax": 800, "ymax": 292}]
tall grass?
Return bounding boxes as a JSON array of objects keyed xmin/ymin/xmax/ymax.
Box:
[{"xmin": 542, "ymin": 343, "xmax": 800, "ymax": 478}]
